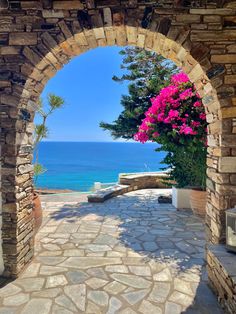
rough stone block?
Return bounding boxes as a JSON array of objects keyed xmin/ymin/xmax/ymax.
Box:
[
  {"xmin": 105, "ymin": 27, "xmax": 116, "ymax": 46},
  {"xmin": 225, "ymin": 75, "xmax": 236, "ymax": 85},
  {"xmin": 93, "ymin": 27, "xmax": 105, "ymax": 40},
  {"xmin": 42, "ymin": 10, "xmax": 64, "ymax": 18},
  {"xmin": 222, "ymin": 107, "xmax": 236, "ymax": 118},
  {"xmin": 227, "ymin": 44, "xmax": 236, "ymax": 53},
  {"xmin": 204, "ymin": 16, "xmax": 222, "ymax": 23},
  {"xmin": 113, "ymin": 12, "xmax": 124, "ymax": 26},
  {"xmin": 191, "ymin": 30, "xmax": 236, "ymax": 42},
  {"xmin": 219, "ymin": 157, "xmax": 236, "ymax": 172},
  {"xmin": 58, "ymin": 20, "xmax": 73, "ymax": 39},
  {"xmin": 9, "ymin": 33, "xmax": 37, "ymax": 46},
  {"xmin": 176, "ymin": 14, "xmax": 200, "ymax": 23},
  {"xmin": 53, "ymin": 1, "xmax": 83, "ymax": 10},
  {"xmin": 103, "ymin": 8, "xmax": 112, "ymax": 27},
  {"xmin": 18, "ymin": 164, "xmax": 34, "ymax": 175},
  {"xmin": 190, "ymin": 8, "xmax": 235, "ymax": 15},
  {"xmin": 23, "ymin": 47, "xmax": 47, "ymax": 71},
  {"xmin": 21, "ymin": 1, "xmax": 42, "ymax": 9},
  {"xmin": 211, "ymin": 55, "xmax": 236, "ymax": 63},
  {"xmin": 220, "ymin": 135, "xmax": 236, "ymax": 148},
  {"xmin": 0, "ymin": 47, "xmax": 20, "ymax": 55},
  {"xmin": 126, "ymin": 26, "xmax": 137, "ymax": 45},
  {"xmin": 1, "ymin": 94, "xmax": 19, "ymax": 107},
  {"xmin": 2, "ymin": 203, "xmax": 17, "ymax": 213}
]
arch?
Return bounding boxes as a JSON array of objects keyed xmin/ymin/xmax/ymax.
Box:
[{"xmin": 1, "ymin": 4, "xmax": 236, "ymax": 278}]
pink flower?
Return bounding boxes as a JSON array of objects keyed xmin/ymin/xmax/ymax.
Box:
[
  {"xmin": 179, "ymin": 124, "xmax": 197, "ymax": 135},
  {"xmin": 168, "ymin": 109, "xmax": 179, "ymax": 119},
  {"xmin": 179, "ymin": 88, "xmax": 193, "ymax": 100},
  {"xmin": 193, "ymin": 101, "xmax": 201, "ymax": 108},
  {"xmin": 135, "ymin": 71, "xmax": 206, "ymax": 145},
  {"xmin": 145, "ymin": 116, "xmax": 155, "ymax": 124},
  {"xmin": 134, "ymin": 132, "xmax": 149, "ymax": 143},
  {"xmin": 192, "ymin": 121, "xmax": 200, "ymax": 127},
  {"xmin": 157, "ymin": 112, "xmax": 165, "ymax": 122},
  {"xmin": 171, "ymin": 100, "xmax": 180, "ymax": 108},
  {"xmin": 171, "ymin": 72, "xmax": 189, "ymax": 85},
  {"xmin": 152, "ymin": 132, "xmax": 159, "ymax": 138},
  {"xmin": 163, "ymin": 117, "xmax": 170, "ymax": 123},
  {"xmin": 199, "ymin": 113, "xmax": 206, "ymax": 120}
]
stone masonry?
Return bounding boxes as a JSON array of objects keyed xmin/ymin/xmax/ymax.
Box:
[
  {"xmin": 0, "ymin": 0, "xmax": 236, "ymax": 281},
  {"xmin": 88, "ymin": 172, "xmax": 170, "ymax": 202},
  {"xmin": 207, "ymin": 244, "xmax": 236, "ymax": 314}
]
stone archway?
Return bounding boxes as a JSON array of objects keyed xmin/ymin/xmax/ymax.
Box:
[{"xmin": 0, "ymin": 1, "xmax": 236, "ymax": 279}]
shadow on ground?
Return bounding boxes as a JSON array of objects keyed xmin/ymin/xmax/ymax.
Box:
[
  {"xmin": 46, "ymin": 190, "xmax": 222, "ymax": 313},
  {"xmin": 49, "ymin": 194, "xmax": 205, "ymax": 272}
]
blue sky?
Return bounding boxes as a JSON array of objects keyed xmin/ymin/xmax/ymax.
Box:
[{"xmin": 38, "ymin": 46, "xmax": 129, "ymax": 142}]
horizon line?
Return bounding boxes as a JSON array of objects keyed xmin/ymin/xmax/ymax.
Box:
[{"xmin": 41, "ymin": 140, "xmax": 157, "ymax": 144}]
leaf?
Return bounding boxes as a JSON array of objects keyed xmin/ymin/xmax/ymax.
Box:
[
  {"xmin": 34, "ymin": 163, "xmax": 47, "ymax": 176},
  {"xmin": 48, "ymin": 93, "xmax": 65, "ymax": 111},
  {"xmin": 35, "ymin": 124, "xmax": 49, "ymax": 139}
]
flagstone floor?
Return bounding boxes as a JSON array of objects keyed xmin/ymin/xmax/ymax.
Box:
[{"xmin": 0, "ymin": 189, "xmax": 223, "ymax": 314}]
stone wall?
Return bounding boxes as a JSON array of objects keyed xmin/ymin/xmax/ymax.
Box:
[
  {"xmin": 119, "ymin": 172, "xmax": 170, "ymax": 189},
  {"xmin": 0, "ymin": 160, "xmax": 3, "ymax": 275},
  {"xmin": 207, "ymin": 244, "xmax": 236, "ymax": 314},
  {"xmin": 0, "ymin": 0, "xmax": 236, "ymax": 277},
  {"xmin": 88, "ymin": 172, "xmax": 170, "ymax": 202}
]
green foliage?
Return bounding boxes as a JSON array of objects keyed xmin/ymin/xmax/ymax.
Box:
[
  {"xmin": 34, "ymin": 94, "xmax": 65, "ymax": 148},
  {"xmin": 100, "ymin": 47, "xmax": 178, "ymax": 139},
  {"xmin": 47, "ymin": 93, "xmax": 65, "ymax": 110},
  {"xmin": 159, "ymin": 146, "xmax": 207, "ymax": 190},
  {"xmin": 35, "ymin": 124, "xmax": 49, "ymax": 143},
  {"xmin": 133, "ymin": 72, "xmax": 207, "ymax": 190},
  {"xmin": 34, "ymin": 163, "xmax": 47, "ymax": 184},
  {"xmin": 33, "ymin": 94, "xmax": 65, "ymax": 184}
]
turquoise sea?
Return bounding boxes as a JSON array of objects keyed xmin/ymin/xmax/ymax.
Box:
[{"xmin": 36, "ymin": 142, "xmax": 166, "ymax": 192}]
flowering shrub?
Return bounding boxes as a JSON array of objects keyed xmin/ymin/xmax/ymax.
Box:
[
  {"xmin": 134, "ymin": 72, "xmax": 207, "ymax": 146},
  {"xmin": 134, "ymin": 72, "xmax": 207, "ymax": 189}
]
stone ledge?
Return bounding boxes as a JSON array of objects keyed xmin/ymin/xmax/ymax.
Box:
[
  {"xmin": 87, "ymin": 172, "xmax": 169, "ymax": 203},
  {"xmin": 87, "ymin": 184, "xmax": 130, "ymax": 203},
  {"xmin": 119, "ymin": 171, "xmax": 169, "ymax": 188},
  {"xmin": 207, "ymin": 244, "xmax": 236, "ymax": 314}
]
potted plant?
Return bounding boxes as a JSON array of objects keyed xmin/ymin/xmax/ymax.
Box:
[
  {"xmin": 163, "ymin": 146, "xmax": 207, "ymax": 214},
  {"xmin": 188, "ymin": 149, "xmax": 207, "ymax": 218},
  {"xmin": 33, "ymin": 94, "xmax": 65, "ymax": 232},
  {"xmin": 134, "ymin": 72, "xmax": 207, "ymax": 215},
  {"xmin": 162, "ymin": 149, "xmax": 195, "ymax": 210}
]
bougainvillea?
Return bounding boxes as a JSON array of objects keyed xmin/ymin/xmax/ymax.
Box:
[
  {"xmin": 134, "ymin": 72, "xmax": 207, "ymax": 189},
  {"xmin": 134, "ymin": 72, "xmax": 207, "ymax": 146}
]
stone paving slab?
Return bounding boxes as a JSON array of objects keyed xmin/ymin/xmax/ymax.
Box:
[{"xmin": 0, "ymin": 189, "xmax": 223, "ymax": 313}]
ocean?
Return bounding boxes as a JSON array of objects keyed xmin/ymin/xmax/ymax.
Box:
[{"xmin": 36, "ymin": 142, "xmax": 166, "ymax": 192}]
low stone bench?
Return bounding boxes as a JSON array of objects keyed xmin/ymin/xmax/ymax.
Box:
[
  {"xmin": 88, "ymin": 172, "xmax": 169, "ymax": 203},
  {"xmin": 87, "ymin": 184, "xmax": 130, "ymax": 202},
  {"xmin": 207, "ymin": 244, "xmax": 236, "ymax": 314}
]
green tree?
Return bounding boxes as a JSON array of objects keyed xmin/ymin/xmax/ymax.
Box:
[
  {"xmin": 100, "ymin": 47, "xmax": 178, "ymax": 139},
  {"xmin": 34, "ymin": 94, "xmax": 65, "ymax": 184}
]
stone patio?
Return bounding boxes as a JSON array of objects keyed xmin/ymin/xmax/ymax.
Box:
[{"xmin": 0, "ymin": 189, "xmax": 223, "ymax": 314}]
